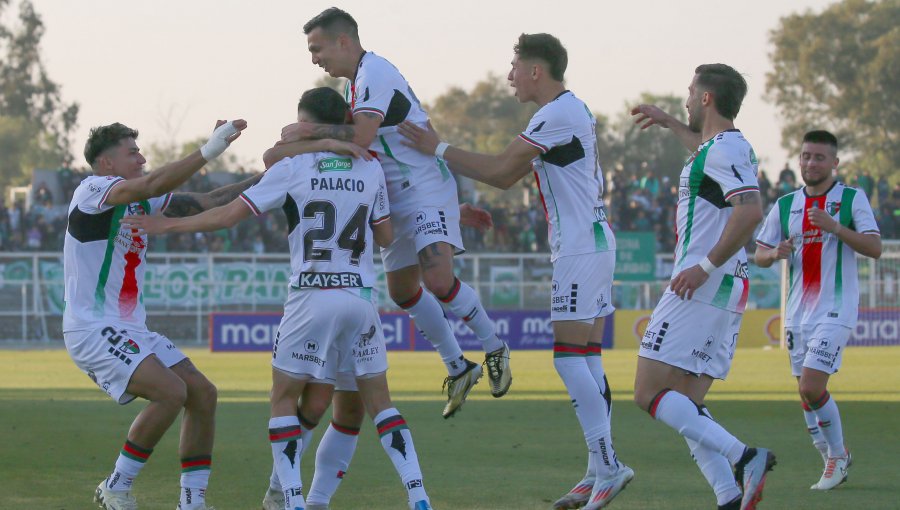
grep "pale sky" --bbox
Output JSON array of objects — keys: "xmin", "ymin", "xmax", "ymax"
[{"xmin": 33, "ymin": 0, "xmax": 834, "ymax": 178}]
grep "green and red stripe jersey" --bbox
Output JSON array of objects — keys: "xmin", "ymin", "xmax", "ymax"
[{"xmin": 756, "ymin": 182, "xmax": 880, "ymax": 327}]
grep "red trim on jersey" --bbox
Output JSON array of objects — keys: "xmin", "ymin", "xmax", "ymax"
[
  {"xmin": 736, "ymin": 277, "xmax": 750, "ymax": 313},
  {"xmin": 533, "ymin": 171, "xmax": 550, "ymax": 223},
  {"xmin": 801, "ymin": 196, "xmax": 826, "ymax": 306}
]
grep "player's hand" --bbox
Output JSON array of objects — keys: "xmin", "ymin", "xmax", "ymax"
[
  {"xmin": 669, "ymin": 265, "xmax": 709, "ymax": 300},
  {"xmin": 773, "ymin": 238, "xmax": 794, "ymax": 259},
  {"xmin": 398, "ymin": 120, "xmax": 440, "ymax": 155},
  {"xmin": 459, "ymin": 203, "xmax": 493, "ymax": 233},
  {"xmin": 631, "ymin": 104, "xmax": 672, "ymax": 130},
  {"xmin": 281, "ymin": 122, "xmax": 314, "ymax": 142},
  {"xmin": 119, "ymin": 214, "xmax": 172, "ymax": 236},
  {"xmin": 201, "ymin": 119, "xmax": 247, "ymax": 160},
  {"xmin": 327, "ymin": 140, "xmax": 373, "ymax": 161},
  {"xmin": 807, "ymin": 206, "xmax": 840, "ymax": 233}
]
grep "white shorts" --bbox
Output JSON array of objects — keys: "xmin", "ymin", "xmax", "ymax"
[
  {"xmin": 273, "ymin": 289, "xmax": 388, "ymax": 382},
  {"xmin": 64, "ymin": 324, "xmax": 186, "ymax": 404},
  {"xmin": 785, "ymin": 323, "xmax": 850, "ymax": 377},
  {"xmin": 550, "ymin": 252, "xmax": 616, "ymax": 322},
  {"xmin": 638, "ymin": 292, "xmax": 742, "ymax": 379},
  {"xmin": 311, "ymin": 372, "xmax": 359, "ymax": 392},
  {"xmin": 380, "ymin": 203, "xmax": 464, "ymax": 272}
]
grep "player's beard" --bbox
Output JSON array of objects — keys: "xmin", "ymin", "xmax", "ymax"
[
  {"xmin": 803, "ymin": 172, "xmax": 830, "ymax": 188},
  {"xmin": 688, "ymin": 112, "xmax": 702, "ymax": 133}
]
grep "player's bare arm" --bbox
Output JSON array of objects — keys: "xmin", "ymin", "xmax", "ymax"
[
  {"xmin": 807, "ymin": 206, "xmax": 883, "ymax": 259},
  {"xmin": 373, "ymin": 218, "xmax": 393, "ymax": 248},
  {"xmin": 106, "ymin": 120, "xmax": 246, "ymax": 206},
  {"xmin": 280, "ymin": 111, "xmax": 381, "ymax": 147},
  {"xmin": 670, "ymin": 191, "xmax": 762, "ymax": 300},
  {"xmin": 459, "ymin": 203, "xmax": 493, "ymax": 233},
  {"xmin": 263, "ymin": 140, "xmax": 372, "ymax": 169},
  {"xmin": 754, "ymin": 237, "xmax": 794, "ymax": 268},
  {"xmin": 631, "ymin": 104, "xmax": 700, "ymax": 151},
  {"xmin": 164, "ymin": 172, "xmax": 264, "ymax": 218},
  {"xmin": 398, "ymin": 120, "xmax": 537, "ymax": 189},
  {"xmin": 122, "ymin": 198, "xmax": 252, "ymax": 236}
]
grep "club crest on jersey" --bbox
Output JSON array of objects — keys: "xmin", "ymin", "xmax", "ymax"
[
  {"xmin": 826, "ymin": 202, "xmax": 841, "ymax": 216},
  {"xmin": 317, "ymin": 157, "xmax": 353, "ymax": 172}
]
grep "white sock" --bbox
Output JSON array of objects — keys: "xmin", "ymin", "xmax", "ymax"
[
  {"xmin": 374, "ymin": 408, "xmax": 428, "ymax": 505},
  {"xmin": 439, "ymin": 278, "xmax": 504, "ymax": 353},
  {"xmin": 179, "ymin": 455, "xmax": 211, "ymax": 509},
  {"xmin": 270, "ymin": 415, "xmax": 316, "ymax": 491},
  {"xmin": 269, "ymin": 416, "xmax": 304, "ymax": 509},
  {"xmin": 801, "ymin": 401, "xmax": 828, "ymax": 457},
  {"xmin": 583, "ymin": 343, "xmax": 610, "ymax": 478},
  {"xmin": 106, "ymin": 440, "xmax": 153, "ymax": 492},
  {"xmin": 651, "ymin": 389, "xmax": 746, "ymax": 465},
  {"xmin": 399, "ymin": 287, "xmax": 466, "ymax": 376},
  {"xmin": 686, "ymin": 406, "xmax": 741, "ymax": 505},
  {"xmin": 553, "ymin": 347, "xmax": 617, "ymax": 477},
  {"xmin": 810, "ymin": 391, "xmax": 845, "ymax": 457},
  {"xmin": 307, "ymin": 422, "xmax": 360, "ymax": 506}
]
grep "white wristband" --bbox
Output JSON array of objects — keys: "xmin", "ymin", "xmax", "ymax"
[
  {"xmin": 698, "ymin": 256, "xmax": 717, "ymax": 275},
  {"xmin": 435, "ymin": 142, "xmax": 450, "ymax": 159},
  {"xmin": 200, "ymin": 121, "xmax": 239, "ymax": 161}
]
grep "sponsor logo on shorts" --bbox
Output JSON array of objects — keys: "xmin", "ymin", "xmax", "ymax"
[
  {"xmin": 552, "ymin": 280, "xmax": 559, "ymax": 294},
  {"xmin": 413, "ymin": 210, "xmax": 448, "ymax": 237},
  {"xmin": 353, "ymin": 325, "xmax": 380, "ymax": 363},
  {"xmin": 88, "ymin": 369, "xmax": 98, "ymax": 384},
  {"xmin": 305, "ymin": 340, "xmax": 320, "ymax": 354},
  {"xmin": 640, "ymin": 321, "xmax": 669, "ymax": 351},
  {"xmin": 290, "ymin": 352, "xmax": 325, "ymax": 367},
  {"xmin": 704, "ymin": 336, "xmax": 714, "ymax": 349},
  {"xmin": 691, "ymin": 349, "xmax": 712, "ymax": 362}
]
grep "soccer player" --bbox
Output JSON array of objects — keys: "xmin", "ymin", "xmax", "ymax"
[
  {"xmin": 280, "ymin": 7, "xmax": 512, "ymax": 419},
  {"xmin": 399, "ymin": 33, "xmax": 633, "ymax": 510},
  {"xmin": 630, "ymin": 64, "xmax": 775, "ymax": 510},
  {"xmin": 123, "ymin": 87, "xmax": 436, "ymax": 510},
  {"xmin": 64, "ymin": 118, "xmax": 247, "ymax": 510},
  {"xmin": 755, "ymin": 130, "xmax": 881, "ymax": 490}
]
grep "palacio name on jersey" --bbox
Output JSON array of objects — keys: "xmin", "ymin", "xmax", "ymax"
[
  {"xmin": 310, "ymin": 176, "xmax": 366, "ymax": 193},
  {"xmin": 296, "ymin": 271, "xmax": 363, "ymax": 288}
]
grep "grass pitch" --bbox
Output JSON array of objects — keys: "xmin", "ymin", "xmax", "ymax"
[{"xmin": 1, "ymin": 347, "xmax": 898, "ymax": 509}]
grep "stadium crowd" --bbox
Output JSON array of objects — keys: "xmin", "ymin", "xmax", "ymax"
[{"xmin": 1, "ymin": 165, "xmax": 898, "ymax": 253}]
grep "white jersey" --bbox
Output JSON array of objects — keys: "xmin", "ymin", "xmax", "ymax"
[
  {"xmin": 344, "ymin": 51, "xmax": 457, "ymax": 216},
  {"xmin": 671, "ymin": 130, "xmax": 760, "ymax": 313},
  {"xmin": 63, "ymin": 175, "xmax": 172, "ymax": 332},
  {"xmin": 756, "ymin": 182, "xmax": 879, "ymax": 328},
  {"xmin": 519, "ymin": 90, "xmax": 615, "ymax": 262},
  {"xmin": 240, "ymin": 152, "xmax": 389, "ymax": 301}
]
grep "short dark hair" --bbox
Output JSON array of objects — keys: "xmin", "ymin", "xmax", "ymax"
[
  {"xmin": 84, "ymin": 123, "xmax": 138, "ymax": 166},
  {"xmin": 514, "ymin": 33, "xmax": 567, "ymax": 81},
  {"xmin": 694, "ymin": 64, "xmax": 747, "ymax": 120},
  {"xmin": 297, "ymin": 87, "xmax": 351, "ymax": 125},
  {"xmin": 802, "ymin": 130, "xmax": 838, "ymax": 151},
  {"xmin": 303, "ymin": 7, "xmax": 359, "ymax": 40}
]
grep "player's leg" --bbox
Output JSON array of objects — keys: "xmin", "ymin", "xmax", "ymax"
[
  {"xmin": 635, "ymin": 298, "xmax": 775, "ymax": 508},
  {"xmin": 356, "ymin": 373, "xmax": 432, "ymax": 510},
  {"xmin": 422, "ymin": 241, "xmax": 511, "ymax": 398},
  {"xmin": 787, "ymin": 327, "xmax": 829, "ymax": 464},
  {"xmin": 797, "ymin": 324, "xmax": 851, "ymax": 490},
  {"xmin": 269, "ymin": 369, "xmax": 310, "ymax": 510},
  {"xmin": 65, "ymin": 324, "xmax": 188, "ymax": 509},
  {"xmin": 306, "ymin": 381, "xmax": 366, "ymax": 510},
  {"xmin": 387, "ymin": 264, "xmax": 468, "ymax": 377},
  {"xmin": 553, "ymin": 319, "xmax": 630, "ymax": 510},
  {"xmin": 265, "ymin": 382, "xmax": 335, "ymax": 510},
  {"xmin": 168, "ymin": 357, "xmax": 217, "ymax": 510}
]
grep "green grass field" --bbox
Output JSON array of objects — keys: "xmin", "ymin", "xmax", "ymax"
[{"xmin": 2, "ymin": 347, "xmax": 899, "ymax": 509}]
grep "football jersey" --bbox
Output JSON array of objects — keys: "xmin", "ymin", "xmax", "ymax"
[
  {"xmin": 756, "ymin": 182, "xmax": 879, "ymax": 327},
  {"xmin": 344, "ymin": 51, "xmax": 457, "ymax": 216},
  {"xmin": 519, "ymin": 90, "xmax": 615, "ymax": 262},
  {"xmin": 63, "ymin": 175, "xmax": 172, "ymax": 332},
  {"xmin": 240, "ymin": 152, "xmax": 389, "ymax": 301},
  {"xmin": 671, "ymin": 129, "xmax": 760, "ymax": 312}
]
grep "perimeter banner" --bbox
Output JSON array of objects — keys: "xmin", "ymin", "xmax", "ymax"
[{"xmin": 210, "ymin": 310, "xmax": 615, "ymax": 352}]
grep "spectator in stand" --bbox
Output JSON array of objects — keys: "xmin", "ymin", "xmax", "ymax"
[
  {"xmin": 856, "ymin": 171, "xmax": 875, "ymax": 199},
  {"xmin": 778, "ymin": 164, "xmax": 798, "ymax": 194}
]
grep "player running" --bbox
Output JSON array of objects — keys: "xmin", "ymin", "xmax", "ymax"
[
  {"xmin": 631, "ymin": 64, "xmax": 775, "ymax": 510},
  {"xmin": 400, "ymin": 33, "xmax": 633, "ymax": 510},
  {"xmin": 755, "ymin": 130, "xmax": 881, "ymax": 491},
  {"xmin": 64, "ymin": 118, "xmax": 247, "ymax": 510},
  {"xmin": 123, "ymin": 87, "xmax": 437, "ymax": 510},
  {"xmin": 279, "ymin": 8, "xmax": 512, "ymax": 419}
]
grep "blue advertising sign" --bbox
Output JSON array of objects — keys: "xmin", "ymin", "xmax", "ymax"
[{"xmin": 210, "ymin": 310, "xmax": 614, "ymax": 352}]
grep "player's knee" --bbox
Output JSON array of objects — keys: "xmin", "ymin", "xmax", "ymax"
[
  {"xmin": 155, "ymin": 378, "xmax": 188, "ymax": 410},
  {"xmin": 187, "ymin": 377, "xmax": 218, "ymax": 411},
  {"xmin": 422, "ymin": 273, "xmax": 454, "ymax": 299},
  {"xmin": 798, "ymin": 381, "xmax": 826, "ymax": 404},
  {"xmin": 299, "ymin": 397, "xmax": 330, "ymax": 424}
]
